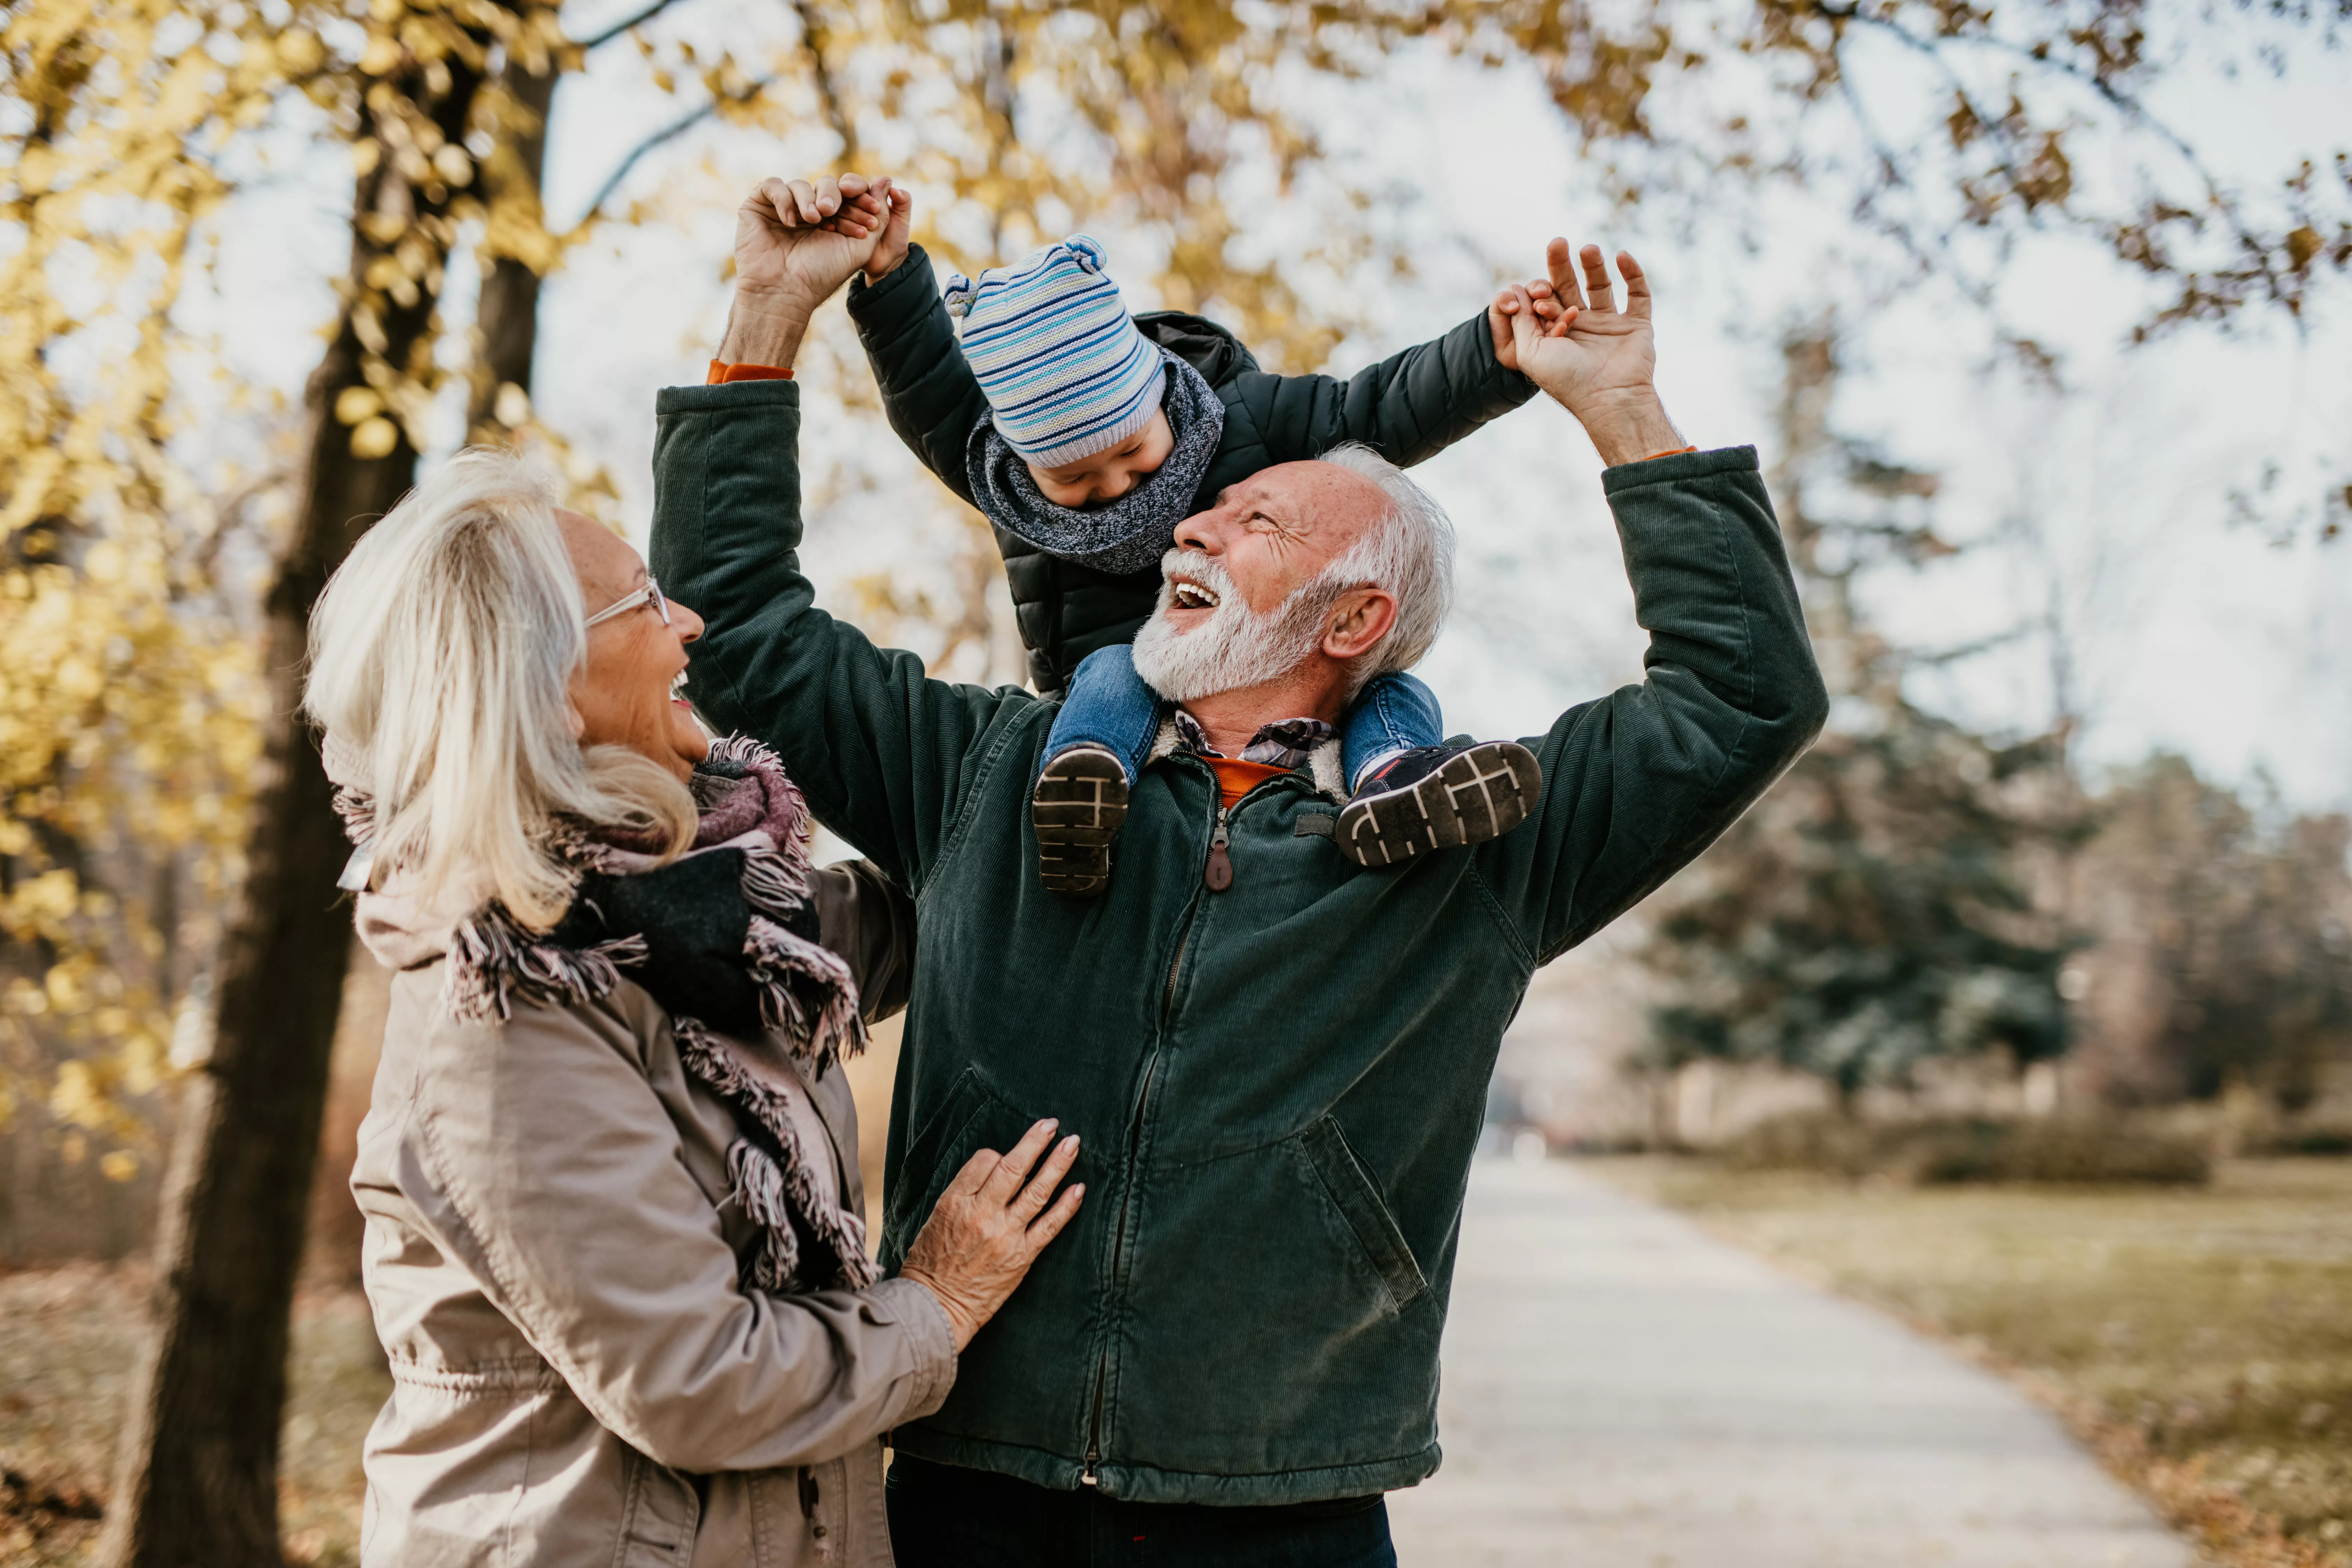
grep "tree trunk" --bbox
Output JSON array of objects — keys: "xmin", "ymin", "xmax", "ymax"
[
  {"xmin": 468, "ymin": 46, "xmax": 556, "ymax": 435},
  {"xmin": 100, "ymin": 41, "xmax": 491, "ymax": 1566}
]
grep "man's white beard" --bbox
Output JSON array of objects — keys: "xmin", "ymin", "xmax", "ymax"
[{"xmin": 1129, "ymin": 550, "xmax": 1332, "ymax": 702}]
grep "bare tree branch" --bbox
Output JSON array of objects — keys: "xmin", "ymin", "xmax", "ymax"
[
  {"xmin": 575, "ymin": 74, "xmax": 776, "ymax": 225},
  {"xmin": 1822, "ymin": 4, "xmax": 2300, "ymax": 327},
  {"xmin": 788, "ymin": 0, "xmax": 855, "ymax": 157},
  {"xmin": 576, "ymin": 0, "xmax": 691, "ymax": 53}
]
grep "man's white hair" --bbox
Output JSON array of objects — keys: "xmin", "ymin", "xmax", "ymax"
[
  {"xmin": 304, "ymin": 449, "xmax": 694, "ymax": 932},
  {"xmin": 1311, "ymin": 442, "xmax": 1456, "ymax": 690}
]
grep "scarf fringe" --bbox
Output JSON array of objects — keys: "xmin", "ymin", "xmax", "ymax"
[
  {"xmin": 725, "ymin": 1138, "xmax": 803, "ymax": 1291},
  {"xmin": 740, "ymin": 837, "xmax": 814, "ymax": 919},
  {"xmin": 679, "ymin": 1017, "xmax": 877, "ymax": 1293},
  {"xmin": 444, "ymin": 908, "xmax": 648, "ymax": 1023},
  {"xmin": 704, "ymin": 730, "xmax": 792, "ymax": 777},
  {"xmin": 744, "ymin": 915, "xmax": 866, "ymax": 1067},
  {"xmin": 331, "ymin": 783, "xmax": 376, "ymax": 848}
]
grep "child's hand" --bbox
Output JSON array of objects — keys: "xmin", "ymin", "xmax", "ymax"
[
  {"xmin": 860, "ymin": 178, "xmax": 913, "ymax": 281},
  {"xmin": 802, "ymin": 173, "xmax": 914, "ymax": 282},
  {"xmin": 1490, "ymin": 277, "xmax": 1571, "ymax": 372},
  {"xmin": 806, "ymin": 173, "xmax": 888, "ymax": 240}
]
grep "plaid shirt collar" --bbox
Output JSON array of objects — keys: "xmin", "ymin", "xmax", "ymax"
[{"xmin": 1170, "ymin": 709, "xmax": 1335, "ymax": 771}]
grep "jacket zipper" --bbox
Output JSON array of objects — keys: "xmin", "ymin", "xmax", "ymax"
[
  {"xmin": 1204, "ymin": 807, "xmax": 1233, "ymax": 890},
  {"xmin": 1083, "ymin": 1033, "xmax": 1168, "ymax": 1484},
  {"xmin": 1085, "ymin": 799, "xmax": 1213, "ymax": 1485}
]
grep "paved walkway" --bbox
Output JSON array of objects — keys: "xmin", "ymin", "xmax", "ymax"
[{"xmin": 1386, "ymin": 1158, "xmax": 2190, "ymax": 1567}]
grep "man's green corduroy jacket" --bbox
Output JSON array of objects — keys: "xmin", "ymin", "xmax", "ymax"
[{"xmin": 648, "ymin": 377, "xmax": 1829, "ymax": 1507}]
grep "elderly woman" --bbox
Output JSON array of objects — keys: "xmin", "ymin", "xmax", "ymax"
[{"xmin": 305, "ymin": 451, "xmax": 1082, "ymax": 1567}]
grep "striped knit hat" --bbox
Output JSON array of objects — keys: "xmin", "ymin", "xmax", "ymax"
[{"xmin": 943, "ymin": 235, "xmax": 1167, "ymax": 469}]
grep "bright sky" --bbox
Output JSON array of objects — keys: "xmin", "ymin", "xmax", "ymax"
[{"xmin": 204, "ymin": 6, "xmax": 2352, "ymax": 812}]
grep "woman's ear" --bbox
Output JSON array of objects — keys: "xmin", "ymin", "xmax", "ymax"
[
  {"xmin": 1322, "ymin": 588, "xmax": 1399, "ymax": 662},
  {"xmin": 566, "ymin": 698, "xmax": 588, "ymax": 741}
]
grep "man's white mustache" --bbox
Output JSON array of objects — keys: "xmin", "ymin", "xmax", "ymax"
[{"xmin": 1160, "ymin": 550, "xmax": 1235, "ymax": 620}]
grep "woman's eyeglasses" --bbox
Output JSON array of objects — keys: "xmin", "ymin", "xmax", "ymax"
[{"xmin": 586, "ymin": 577, "xmax": 670, "ymax": 630}]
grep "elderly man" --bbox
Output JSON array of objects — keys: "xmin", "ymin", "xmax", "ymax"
[{"xmin": 651, "ymin": 175, "xmax": 1828, "ymax": 1566}]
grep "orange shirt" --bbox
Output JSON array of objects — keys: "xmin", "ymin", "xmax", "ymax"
[
  {"xmin": 706, "ymin": 360, "xmax": 793, "ymax": 383},
  {"xmin": 1205, "ymin": 757, "xmax": 1287, "ymax": 808}
]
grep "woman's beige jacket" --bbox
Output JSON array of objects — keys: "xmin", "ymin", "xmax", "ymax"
[{"xmin": 350, "ymin": 863, "xmax": 950, "ymax": 1567}]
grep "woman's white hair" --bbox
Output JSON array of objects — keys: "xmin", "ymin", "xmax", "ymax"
[
  {"xmin": 1311, "ymin": 442, "xmax": 1456, "ymax": 691},
  {"xmin": 304, "ymin": 449, "xmax": 695, "ymax": 932}
]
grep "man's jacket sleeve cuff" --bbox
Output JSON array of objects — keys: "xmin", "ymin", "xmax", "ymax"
[
  {"xmin": 1601, "ymin": 443, "xmax": 1759, "ymax": 495},
  {"xmin": 656, "ymin": 378, "xmax": 801, "ymax": 416}
]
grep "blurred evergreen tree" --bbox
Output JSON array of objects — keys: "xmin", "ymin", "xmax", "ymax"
[{"xmin": 1639, "ymin": 322, "xmax": 2083, "ymax": 1108}]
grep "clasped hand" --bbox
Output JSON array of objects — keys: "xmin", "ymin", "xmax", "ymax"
[
  {"xmin": 1492, "ymin": 238, "xmax": 1685, "ymax": 466},
  {"xmin": 716, "ymin": 172, "xmax": 908, "ymax": 368}
]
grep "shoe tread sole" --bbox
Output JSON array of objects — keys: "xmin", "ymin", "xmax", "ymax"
[
  {"xmin": 1034, "ymin": 749, "xmax": 1130, "ymax": 896},
  {"xmin": 1336, "ymin": 742, "xmax": 1541, "ymax": 868}
]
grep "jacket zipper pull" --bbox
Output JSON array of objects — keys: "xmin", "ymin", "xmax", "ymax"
[{"xmin": 1204, "ymin": 808, "xmax": 1233, "ymax": 891}]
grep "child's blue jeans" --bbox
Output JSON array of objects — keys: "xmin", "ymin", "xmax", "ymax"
[{"xmin": 1043, "ymin": 644, "xmax": 1442, "ymax": 792}]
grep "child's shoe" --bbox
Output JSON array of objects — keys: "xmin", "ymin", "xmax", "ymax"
[
  {"xmin": 1336, "ymin": 742, "xmax": 1541, "ymax": 868},
  {"xmin": 1032, "ymin": 744, "xmax": 1130, "ymax": 896}
]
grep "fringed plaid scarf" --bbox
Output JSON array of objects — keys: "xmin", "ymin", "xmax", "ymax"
[{"xmin": 331, "ymin": 734, "xmax": 876, "ymax": 1296}]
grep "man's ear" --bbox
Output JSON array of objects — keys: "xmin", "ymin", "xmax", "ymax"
[{"xmin": 1322, "ymin": 588, "xmax": 1399, "ymax": 663}]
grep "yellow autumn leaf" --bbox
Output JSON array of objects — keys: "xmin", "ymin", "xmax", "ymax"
[
  {"xmin": 276, "ymin": 28, "xmax": 326, "ymax": 74},
  {"xmin": 351, "ymin": 415, "xmax": 400, "ymax": 458},
  {"xmin": 494, "ymin": 381, "xmax": 531, "ymax": 427}
]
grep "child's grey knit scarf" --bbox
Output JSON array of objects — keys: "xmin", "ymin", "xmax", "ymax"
[{"xmin": 965, "ymin": 348, "xmax": 1225, "ymax": 575}]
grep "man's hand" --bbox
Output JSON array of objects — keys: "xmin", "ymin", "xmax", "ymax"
[
  {"xmin": 717, "ymin": 173, "xmax": 895, "ymax": 369},
  {"xmin": 781, "ymin": 171, "xmax": 911, "ymax": 282},
  {"xmin": 1506, "ymin": 239, "xmax": 1686, "ymax": 468}
]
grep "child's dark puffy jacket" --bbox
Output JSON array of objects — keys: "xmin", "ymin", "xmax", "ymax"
[{"xmin": 847, "ymin": 245, "xmax": 1538, "ymax": 692}]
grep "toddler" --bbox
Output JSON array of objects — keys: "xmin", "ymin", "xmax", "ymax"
[{"xmin": 847, "ymin": 204, "xmax": 1551, "ymax": 895}]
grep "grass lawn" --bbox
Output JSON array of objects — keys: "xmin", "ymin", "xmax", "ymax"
[
  {"xmin": 1595, "ymin": 1154, "xmax": 2352, "ymax": 1568},
  {"xmin": 0, "ymin": 1264, "xmax": 385, "ymax": 1567}
]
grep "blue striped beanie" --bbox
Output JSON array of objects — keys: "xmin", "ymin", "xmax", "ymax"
[{"xmin": 942, "ymin": 235, "xmax": 1167, "ymax": 469}]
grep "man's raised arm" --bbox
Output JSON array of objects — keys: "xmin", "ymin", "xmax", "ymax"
[
  {"xmin": 651, "ymin": 175, "xmax": 1038, "ymax": 890},
  {"xmin": 1472, "ymin": 240, "xmax": 1831, "ymax": 962}
]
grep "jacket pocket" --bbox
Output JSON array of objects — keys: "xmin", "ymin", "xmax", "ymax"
[
  {"xmin": 1102, "ymin": 1116, "xmax": 1441, "ymax": 1477},
  {"xmin": 879, "ymin": 1067, "xmax": 986, "ymax": 1258},
  {"xmin": 616, "ymin": 1447, "xmax": 699, "ymax": 1567},
  {"xmin": 1298, "ymin": 1116, "xmax": 1427, "ymax": 1312},
  {"xmin": 884, "ymin": 1073, "xmax": 1106, "ymax": 1451}
]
